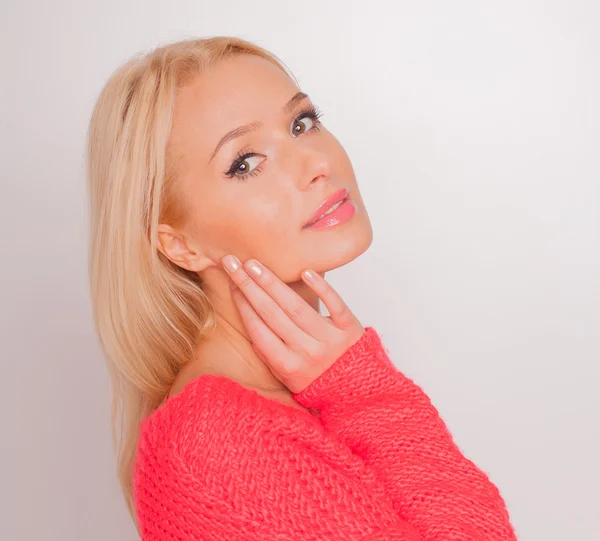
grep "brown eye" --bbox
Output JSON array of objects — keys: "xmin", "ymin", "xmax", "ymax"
[
  {"xmin": 234, "ymin": 155, "xmax": 261, "ymax": 176},
  {"xmin": 292, "ymin": 116, "xmax": 314, "ymax": 137}
]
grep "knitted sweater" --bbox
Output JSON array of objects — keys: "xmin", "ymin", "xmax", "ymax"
[{"xmin": 133, "ymin": 326, "xmax": 517, "ymax": 540}]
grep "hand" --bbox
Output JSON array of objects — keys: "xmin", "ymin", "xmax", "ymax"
[{"xmin": 221, "ymin": 255, "xmax": 365, "ymax": 394}]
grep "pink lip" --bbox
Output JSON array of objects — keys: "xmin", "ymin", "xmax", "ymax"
[
  {"xmin": 303, "ymin": 197, "xmax": 356, "ymax": 230},
  {"xmin": 303, "ymin": 188, "xmax": 350, "ymax": 228}
]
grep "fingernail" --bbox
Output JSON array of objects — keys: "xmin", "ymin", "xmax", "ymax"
[
  {"xmin": 246, "ymin": 260, "xmax": 262, "ymax": 278},
  {"xmin": 302, "ymin": 269, "xmax": 316, "ymax": 282},
  {"xmin": 222, "ymin": 255, "xmax": 240, "ymax": 273}
]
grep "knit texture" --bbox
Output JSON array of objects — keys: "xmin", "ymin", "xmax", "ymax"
[{"xmin": 133, "ymin": 326, "xmax": 517, "ymax": 540}]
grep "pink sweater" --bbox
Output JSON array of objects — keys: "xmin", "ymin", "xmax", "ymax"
[{"xmin": 133, "ymin": 326, "xmax": 517, "ymax": 540}]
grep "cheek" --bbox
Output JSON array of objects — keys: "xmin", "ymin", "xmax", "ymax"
[
  {"xmin": 332, "ymin": 141, "xmax": 354, "ymax": 174},
  {"xmin": 245, "ymin": 198, "xmax": 291, "ymax": 245},
  {"xmin": 211, "ymin": 195, "xmax": 292, "ymax": 249},
  {"xmin": 321, "ymin": 130, "xmax": 354, "ymax": 176}
]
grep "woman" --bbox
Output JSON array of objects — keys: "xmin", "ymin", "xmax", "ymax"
[{"xmin": 86, "ymin": 36, "xmax": 517, "ymax": 540}]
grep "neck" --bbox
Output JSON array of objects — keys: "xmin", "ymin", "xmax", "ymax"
[{"xmin": 195, "ymin": 265, "xmax": 322, "ymax": 393}]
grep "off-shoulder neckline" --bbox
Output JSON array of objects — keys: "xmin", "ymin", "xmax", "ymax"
[{"xmin": 150, "ymin": 371, "xmax": 321, "ymax": 427}]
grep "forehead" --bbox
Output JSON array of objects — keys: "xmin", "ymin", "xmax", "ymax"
[{"xmin": 170, "ymin": 55, "xmax": 298, "ymax": 160}]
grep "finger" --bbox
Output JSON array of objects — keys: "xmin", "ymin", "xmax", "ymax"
[
  {"xmin": 223, "ymin": 255, "xmax": 312, "ymax": 348},
  {"xmin": 250, "ymin": 341, "xmax": 265, "ymax": 361},
  {"xmin": 232, "ymin": 287, "xmax": 302, "ymax": 376},
  {"xmin": 300, "ymin": 270, "xmax": 360, "ymax": 331},
  {"xmin": 242, "ymin": 258, "xmax": 326, "ymax": 338}
]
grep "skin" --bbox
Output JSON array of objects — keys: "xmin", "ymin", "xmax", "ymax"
[{"xmin": 157, "ymin": 53, "xmax": 373, "ymax": 408}]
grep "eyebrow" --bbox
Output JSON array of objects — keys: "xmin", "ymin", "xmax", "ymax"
[{"xmin": 208, "ymin": 91, "xmax": 309, "ymax": 163}]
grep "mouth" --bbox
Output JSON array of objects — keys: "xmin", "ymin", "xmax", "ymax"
[{"xmin": 303, "ymin": 187, "xmax": 350, "ymax": 228}]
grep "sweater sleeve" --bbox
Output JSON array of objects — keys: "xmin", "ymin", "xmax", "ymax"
[{"xmin": 292, "ymin": 326, "xmax": 518, "ymax": 541}]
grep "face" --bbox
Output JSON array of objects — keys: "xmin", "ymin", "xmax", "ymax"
[{"xmin": 161, "ymin": 54, "xmax": 373, "ymax": 283}]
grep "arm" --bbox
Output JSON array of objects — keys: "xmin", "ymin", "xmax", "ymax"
[{"xmin": 293, "ymin": 326, "xmax": 518, "ymax": 541}]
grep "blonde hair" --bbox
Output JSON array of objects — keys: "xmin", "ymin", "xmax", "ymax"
[{"xmin": 85, "ymin": 36, "xmax": 296, "ymax": 530}]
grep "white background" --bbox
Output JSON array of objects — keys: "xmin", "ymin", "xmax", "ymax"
[{"xmin": 1, "ymin": 1, "xmax": 598, "ymax": 540}]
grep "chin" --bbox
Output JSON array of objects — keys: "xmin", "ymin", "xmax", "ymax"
[{"xmin": 310, "ymin": 217, "xmax": 373, "ymax": 274}]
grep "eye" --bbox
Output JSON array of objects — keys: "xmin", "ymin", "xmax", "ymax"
[
  {"xmin": 292, "ymin": 116, "xmax": 314, "ymax": 136},
  {"xmin": 225, "ymin": 153, "xmax": 263, "ymax": 179},
  {"xmin": 291, "ymin": 106, "xmax": 323, "ymax": 137}
]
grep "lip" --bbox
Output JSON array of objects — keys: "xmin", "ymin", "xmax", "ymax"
[{"xmin": 303, "ymin": 188, "xmax": 350, "ymax": 228}]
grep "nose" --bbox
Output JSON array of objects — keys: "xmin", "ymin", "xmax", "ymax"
[{"xmin": 300, "ymin": 148, "xmax": 333, "ymax": 189}]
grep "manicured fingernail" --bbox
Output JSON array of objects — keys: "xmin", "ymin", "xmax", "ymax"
[
  {"xmin": 222, "ymin": 255, "xmax": 240, "ymax": 273},
  {"xmin": 302, "ymin": 270, "xmax": 316, "ymax": 282},
  {"xmin": 246, "ymin": 260, "xmax": 262, "ymax": 278}
]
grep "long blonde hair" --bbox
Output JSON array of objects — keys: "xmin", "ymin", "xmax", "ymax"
[{"xmin": 85, "ymin": 36, "xmax": 296, "ymax": 529}]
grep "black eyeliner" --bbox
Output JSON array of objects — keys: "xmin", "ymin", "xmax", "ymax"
[{"xmin": 223, "ymin": 104, "xmax": 324, "ymax": 180}]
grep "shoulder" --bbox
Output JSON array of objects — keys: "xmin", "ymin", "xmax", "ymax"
[
  {"xmin": 138, "ymin": 374, "xmax": 248, "ymax": 458},
  {"xmin": 132, "ymin": 375, "xmax": 271, "ymax": 536},
  {"xmin": 135, "ymin": 374, "xmax": 324, "ymax": 480}
]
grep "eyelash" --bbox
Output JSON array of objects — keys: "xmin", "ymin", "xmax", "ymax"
[{"xmin": 224, "ymin": 105, "xmax": 324, "ymax": 181}]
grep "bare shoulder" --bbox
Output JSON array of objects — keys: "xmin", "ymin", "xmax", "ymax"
[{"xmin": 162, "ymin": 336, "xmax": 234, "ymax": 406}]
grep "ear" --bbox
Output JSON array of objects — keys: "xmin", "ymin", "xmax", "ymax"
[{"xmin": 156, "ymin": 223, "xmax": 215, "ymax": 272}]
